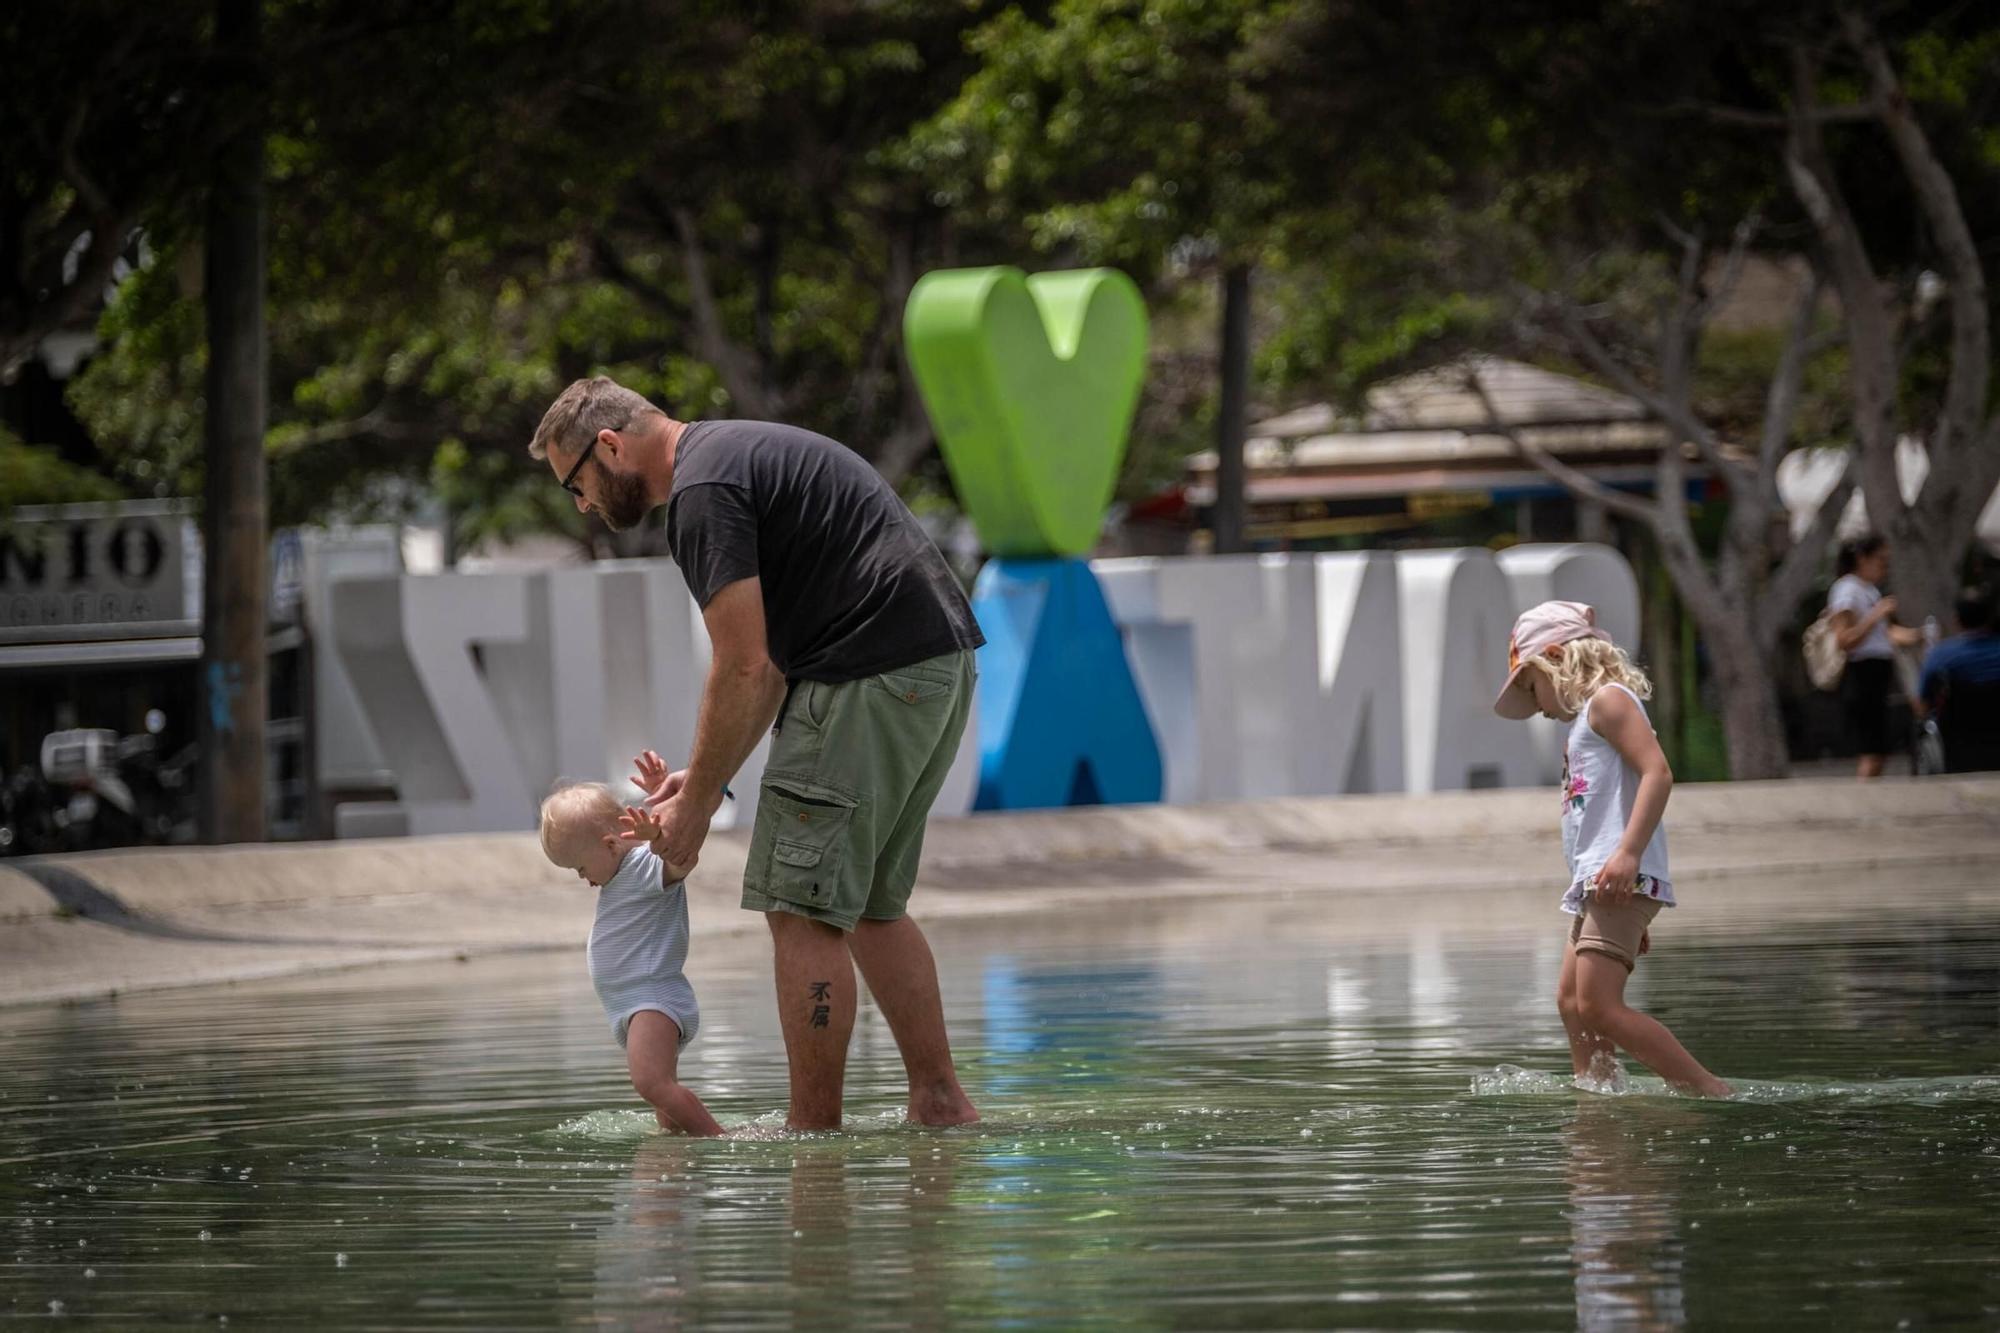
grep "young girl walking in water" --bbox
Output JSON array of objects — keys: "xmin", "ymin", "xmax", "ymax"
[{"xmin": 1495, "ymin": 601, "xmax": 1732, "ymax": 1097}]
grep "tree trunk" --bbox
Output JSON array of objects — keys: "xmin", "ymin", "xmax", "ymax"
[
  {"xmin": 1211, "ymin": 263, "xmax": 1252, "ymax": 555},
  {"xmin": 1639, "ymin": 537, "xmax": 1686, "ymax": 769},
  {"xmin": 1882, "ymin": 509, "xmax": 1960, "ymax": 632},
  {"xmin": 198, "ymin": 0, "xmax": 268, "ymax": 844},
  {"xmin": 1703, "ymin": 616, "xmax": 1790, "ymax": 781}
]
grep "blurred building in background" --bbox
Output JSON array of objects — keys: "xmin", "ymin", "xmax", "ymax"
[{"xmin": 1131, "ymin": 357, "xmax": 1696, "ymax": 553}]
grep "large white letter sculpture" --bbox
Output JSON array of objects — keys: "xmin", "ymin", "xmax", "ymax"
[
  {"xmin": 323, "ymin": 560, "xmax": 978, "ymax": 837},
  {"xmin": 1396, "ymin": 549, "xmax": 1542, "ymax": 792},
  {"xmin": 313, "ymin": 544, "xmax": 1635, "ymax": 833},
  {"xmin": 329, "ymin": 573, "xmax": 539, "ymax": 836},
  {"xmin": 1312, "ymin": 552, "xmax": 1406, "ymax": 795},
  {"xmin": 1097, "ymin": 554, "xmax": 1328, "ymax": 802}
]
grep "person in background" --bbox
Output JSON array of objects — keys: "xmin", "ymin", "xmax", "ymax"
[
  {"xmin": 1827, "ymin": 536, "xmax": 1924, "ymax": 779},
  {"xmin": 1918, "ymin": 585, "xmax": 2000, "ymax": 774}
]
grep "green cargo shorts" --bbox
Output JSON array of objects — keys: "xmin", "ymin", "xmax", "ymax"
[{"xmin": 742, "ymin": 649, "xmax": 975, "ymax": 931}]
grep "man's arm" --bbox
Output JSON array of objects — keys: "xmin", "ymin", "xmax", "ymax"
[
  {"xmin": 682, "ymin": 576, "xmax": 789, "ymax": 810},
  {"xmin": 644, "ymin": 578, "xmax": 788, "ymax": 873}
]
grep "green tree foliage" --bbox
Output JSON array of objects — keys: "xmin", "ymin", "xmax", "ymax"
[
  {"xmin": 0, "ymin": 2, "xmax": 220, "ymax": 382},
  {"xmin": 57, "ymin": 1, "xmax": 1024, "ymax": 553},
  {"xmin": 0, "ymin": 430, "xmax": 124, "ymax": 508}
]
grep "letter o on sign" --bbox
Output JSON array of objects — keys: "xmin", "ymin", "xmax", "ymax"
[{"xmin": 107, "ymin": 521, "xmax": 165, "ymax": 588}]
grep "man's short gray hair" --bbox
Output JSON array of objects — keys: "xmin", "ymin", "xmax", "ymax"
[{"xmin": 528, "ymin": 376, "xmax": 664, "ymax": 461}]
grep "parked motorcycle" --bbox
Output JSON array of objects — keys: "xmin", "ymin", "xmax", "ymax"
[{"xmin": 2, "ymin": 725, "xmax": 200, "ymax": 856}]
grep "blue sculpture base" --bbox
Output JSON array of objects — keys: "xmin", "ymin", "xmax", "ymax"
[{"xmin": 971, "ymin": 557, "xmax": 1163, "ymax": 811}]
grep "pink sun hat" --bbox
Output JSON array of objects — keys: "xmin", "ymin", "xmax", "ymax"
[{"xmin": 1494, "ymin": 600, "xmax": 1613, "ymax": 719}]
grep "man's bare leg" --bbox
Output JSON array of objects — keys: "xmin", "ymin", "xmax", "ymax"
[
  {"xmin": 768, "ymin": 912, "xmax": 856, "ymax": 1130},
  {"xmin": 849, "ymin": 915, "xmax": 978, "ymax": 1126}
]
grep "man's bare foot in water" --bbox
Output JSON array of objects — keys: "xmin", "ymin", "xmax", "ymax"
[{"xmin": 909, "ymin": 1081, "xmax": 979, "ymax": 1127}]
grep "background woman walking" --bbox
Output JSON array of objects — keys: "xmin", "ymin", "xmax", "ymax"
[{"xmin": 1828, "ymin": 536, "xmax": 1924, "ymax": 779}]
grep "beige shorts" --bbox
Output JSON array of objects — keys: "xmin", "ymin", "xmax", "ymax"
[{"xmin": 1569, "ymin": 895, "xmax": 1664, "ymax": 971}]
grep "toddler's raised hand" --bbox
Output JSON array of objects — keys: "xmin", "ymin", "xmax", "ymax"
[
  {"xmin": 620, "ymin": 804, "xmax": 664, "ymax": 844},
  {"xmin": 631, "ymin": 750, "xmax": 670, "ymax": 796}
]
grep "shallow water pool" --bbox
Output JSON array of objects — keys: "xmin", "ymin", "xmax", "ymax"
[{"xmin": 4, "ymin": 869, "xmax": 1998, "ymax": 1326}]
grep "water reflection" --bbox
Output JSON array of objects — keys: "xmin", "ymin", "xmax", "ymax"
[
  {"xmin": 594, "ymin": 1140, "xmax": 701, "ymax": 1326},
  {"xmin": 1566, "ymin": 1102, "xmax": 1688, "ymax": 1331},
  {"xmin": 3, "ymin": 870, "xmax": 1998, "ymax": 1326}
]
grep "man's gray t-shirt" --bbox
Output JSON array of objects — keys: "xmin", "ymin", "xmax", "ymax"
[{"xmin": 665, "ymin": 420, "xmax": 984, "ymax": 682}]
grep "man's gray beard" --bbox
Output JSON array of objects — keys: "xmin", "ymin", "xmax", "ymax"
[{"xmin": 597, "ymin": 468, "xmax": 652, "ymax": 531}]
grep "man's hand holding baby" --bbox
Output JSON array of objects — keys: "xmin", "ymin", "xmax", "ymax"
[
  {"xmin": 623, "ymin": 754, "xmax": 700, "ymax": 881},
  {"xmin": 631, "ymin": 750, "xmax": 720, "ymax": 878}
]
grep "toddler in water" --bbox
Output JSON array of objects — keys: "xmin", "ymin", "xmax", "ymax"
[
  {"xmin": 539, "ymin": 753, "xmax": 724, "ymax": 1136},
  {"xmin": 1495, "ymin": 602, "xmax": 1732, "ymax": 1097}
]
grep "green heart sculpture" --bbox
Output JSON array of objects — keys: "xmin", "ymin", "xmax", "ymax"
[{"xmin": 904, "ymin": 266, "xmax": 1147, "ymax": 558}]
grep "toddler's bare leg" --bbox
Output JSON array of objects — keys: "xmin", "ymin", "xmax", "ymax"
[
  {"xmin": 1573, "ymin": 953, "xmax": 1732, "ymax": 1097},
  {"xmin": 625, "ymin": 1011, "xmax": 725, "ymax": 1136}
]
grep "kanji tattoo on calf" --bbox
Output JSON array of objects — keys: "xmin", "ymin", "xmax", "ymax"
[{"xmin": 809, "ymin": 980, "xmax": 832, "ymax": 1029}]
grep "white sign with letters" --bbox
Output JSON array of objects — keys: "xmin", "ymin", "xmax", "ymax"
[
  {"xmin": 0, "ymin": 501, "xmax": 199, "ymax": 639},
  {"xmin": 311, "ymin": 544, "xmax": 1639, "ymax": 835}
]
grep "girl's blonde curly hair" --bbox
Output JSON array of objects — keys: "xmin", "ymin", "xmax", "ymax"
[{"xmin": 1520, "ymin": 637, "xmax": 1653, "ymax": 717}]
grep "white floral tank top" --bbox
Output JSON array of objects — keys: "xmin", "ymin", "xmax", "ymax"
[{"xmin": 1559, "ymin": 683, "xmax": 1674, "ymax": 914}]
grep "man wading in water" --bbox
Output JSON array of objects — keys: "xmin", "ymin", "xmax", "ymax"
[{"xmin": 531, "ymin": 377, "xmax": 984, "ymax": 1131}]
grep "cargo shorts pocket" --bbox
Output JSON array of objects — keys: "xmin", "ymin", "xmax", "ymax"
[
  {"xmin": 756, "ymin": 780, "xmax": 858, "ymax": 914},
  {"xmin": 868, "ymin": 667, "xmax": 955, "ymax": 706}
]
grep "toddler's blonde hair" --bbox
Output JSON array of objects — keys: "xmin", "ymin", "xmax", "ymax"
[
  {"xmin": 1520, "ymin": 637, "xmax": 1653, "ymax": 717},
  {"xmin": 539, "ymin": 781, "xmax": 623, "ymax": 863}
]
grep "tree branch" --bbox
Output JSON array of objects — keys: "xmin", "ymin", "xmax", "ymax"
[
  {"xmin": 1845, "ymin": 11, "xmax": 1992, "ymax": 525},
  {"xmin": 1756, "ymin": 271, "xmax": 1826, "ymax": 496},
  {"xmin": 1757, "ymin": 449, "xmax": 1856, "ymax": 638},
  {"xmin": 1667, "ymin": 100, "xmax": 1880, "ymax": 129},
  {"xmin": 1544, "ymin": 294, "xmax": 1750, "ymax": 492},
  {"xmin": 590, "ymin": 236, "xmax": 687, "ymax": 319},
  {"xmin": 871, "ymin": 380, "xmax": 936, "ymax": 488},
  {"xmin": 0, "ymin": 213, "xmax": 128, "ymax": 383},
  {"xmin": 55, "ymin": 101, "xmax": 114, "ymax": 220},
  {"xmin": 668, "ymin": 203, "xmax": 779, "ymax": 419},
  {"xmin": 276, "ymin": 407, "xmax": 442, "ymax": 451},
  {"xmin": 1786, "ymin": 45, "xmax": 1904, "ymax": 527},
  {"xmin": 1463, "ymin": 367, "xmax": 1659, "ymax": 526},
  {"xmin": 1693, "ymin": 213, "xmax": 1760, "ymax": 328},
  {"xmin": 851, "ymin": 219, "xmax": 915, "ymax": 445}
]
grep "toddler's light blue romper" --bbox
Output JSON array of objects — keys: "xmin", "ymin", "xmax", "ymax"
[{"xmin": 588, "ymin": 845, "xmax": 700, "ymax": 1049}]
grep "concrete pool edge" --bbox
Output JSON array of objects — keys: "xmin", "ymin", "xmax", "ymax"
[
  {"xmin": 5, "ymin": 775, "xmax": 1995, "ymax": 920},
  {"xmin": 2, "ymin": 775, "xmax": 1996, "ymax": 1008}
]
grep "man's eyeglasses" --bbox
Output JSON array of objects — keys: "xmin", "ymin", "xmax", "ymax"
[{"xmin": 558, "ymin": 435, "xmax": 599, "ymax": 497}]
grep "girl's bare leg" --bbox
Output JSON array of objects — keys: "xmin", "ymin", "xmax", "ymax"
[
  {"xmin": 1557, "ymin": 940, "xmax": 1617, "ymax": 1078},
  {"xmin": 626, "ymin": 1011, "xmax": 726, "ymax": 1136},
  {"xmin": 1573, "ymin": 953, "xmax": 1732, "ymax": 1097}
]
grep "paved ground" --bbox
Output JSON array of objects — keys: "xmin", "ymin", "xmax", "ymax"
[{"xmin": 2, "ymin": 776, "xmax": 1995, "ymax": 1009}]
